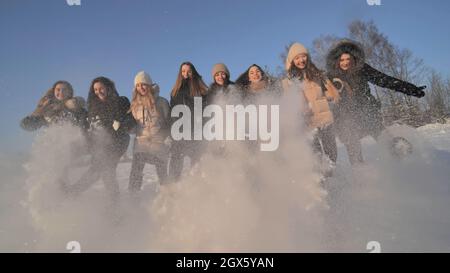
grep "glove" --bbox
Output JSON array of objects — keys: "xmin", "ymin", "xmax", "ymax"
[
  {"xmin": 411, "ymin": 85, "xmax": 426, "ymax": 98},
  {"xmin": 164, "ymin": 136, "xmax": 173, "ymax": 146},
  {"xmin": 112, "ymin": 120, "xmax": 121, "ymax": 131},
  {"xmin": 332, "ymin": 78, "xmax": 344, "ymax": 93},
  {"xmin": 20, "ymin": 115, "xmax": 46, "ymax": 131}
]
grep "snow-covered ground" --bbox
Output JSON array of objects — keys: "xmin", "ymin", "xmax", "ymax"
[{"xmin": 1, "ymin": 121, "xmax": 450, "ymax": 252}]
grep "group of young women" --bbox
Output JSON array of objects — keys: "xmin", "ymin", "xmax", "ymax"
[{"xmin": 21, "ymin": 39, "xmax": 426, "ymax": 202}]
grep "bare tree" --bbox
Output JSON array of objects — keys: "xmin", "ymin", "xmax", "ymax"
[
  {"xmin": 426, "ymin": 71, "xmax": 449, "ymax": 121},
  {"xmin": 311, "ymin": 35, "xmax": 340, "ymax": 70}
]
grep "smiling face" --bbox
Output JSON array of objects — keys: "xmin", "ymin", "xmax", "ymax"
[
  {"xmin": 54, "ymin": 83, "xmax": 71, "ymax": 101},
  {"xmin": 248, "ymin": 66, "xmax": 262, "ymax": 83},
  {"xmin": 214, "ymin": 71, "xmax": 227, "ymax": 86},
  {"xmin": 93, "ymin": 82, "xmax": 108, "ymax": 101},
  {"xmin": 136, "ymin": 82, "xmax": 151, "ymax": 96},
  {"xmin": 339, "ymin": 53, "xmax": 353, "ymax": 71},
  {"xmin": 293, "ymin": 53, "xmax": 308, "ymax": 70},
  {"xmin": 181, "ymin": 64, "xmax": 193, "ymax": 80}
]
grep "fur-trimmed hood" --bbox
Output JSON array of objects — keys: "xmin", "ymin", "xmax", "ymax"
[{"xmin": 326, "ymin": 39, "xmax": 366, "ymax": 75}]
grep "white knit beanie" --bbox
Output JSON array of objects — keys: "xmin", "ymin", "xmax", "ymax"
[
  {"xmin": 134, "ymin": 71, "xmax": 153, "ymax": 86},
  {"xmin": 285, "ymin": 43, "xmax": 309, "ymax": 71}
]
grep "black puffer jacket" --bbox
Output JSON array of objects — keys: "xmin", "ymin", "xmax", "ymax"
[
  {"xmin": 170, "ymin": 80, "xmax": 206, "ymax": 110},
  {"xmin": 326, "ymin": 39, "xmax": 425, "ymax": 139},
  {"xmin": 170, "ymin": 80, "xmax": 207, "ymax": 129},
  {"xmin": 87, "ymin": 91, "xmax": 134, "ymax": 159}
]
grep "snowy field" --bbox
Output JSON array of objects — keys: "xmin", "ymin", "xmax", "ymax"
[{"xmin": 1, "ymin": 121, "xmax": 450, "ymax": 252}]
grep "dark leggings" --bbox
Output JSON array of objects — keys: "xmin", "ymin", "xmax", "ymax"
[
  {"xmin": 129, "ymin": 152, "xmax": 168, "ymax": 191},
  {"xmin": 340, "ymin": 125, "xmax": 384, "ymax": 165},
  {"xmin": 312, "ymin": 125, "xmax": 338, "ymax": 163},
  {"xmin": 68, "ymin": 156, "xmax": 121, "ymax": 204},
  {"xmin": 66, "ymin": 139, "xmax": 128, "ymax": 204},
  {"xmin": 168, "ymin": 140, "xmax": 203, "ymax": 181}
]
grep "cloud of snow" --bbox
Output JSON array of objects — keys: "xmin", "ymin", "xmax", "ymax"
[{"xmin": 1, "ymin": 97, "xmax": 450, "ymax": 252}]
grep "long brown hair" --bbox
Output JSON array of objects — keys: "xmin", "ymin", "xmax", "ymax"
[
  {"xmin": 335, "ymin": 53, "xmax": 357, "ymax": 74},
  {"xmin": 32, "ymin": 80, "xmax": 74, "ymax": 116},
  {"xmin": 87, "ymin": 76, "xmax": 120, "ymax": 113},
  {"xmin": 235, "ymin": 64, "xmax": 269, "ymax": 91},
  {"xmin": 171, "ymin": 62, "xmax": 208, "ymax": 97},
  {"xmin": 288, "ymin": 56, "xmax": 325, "ymax": 84}
]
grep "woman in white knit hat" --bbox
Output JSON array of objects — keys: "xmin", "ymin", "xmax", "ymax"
[
  {"xmin": 129, "ymin": 71, "xmax": 171, "ymax": 191},
  {"xmin": 282, "ymin": 42, "xmax": 340, "ymax": 173}
]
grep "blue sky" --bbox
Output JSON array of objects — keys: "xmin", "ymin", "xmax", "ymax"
[{"xmin": 1, "ymin": 0, "xmax": 450, "ymax": 153}]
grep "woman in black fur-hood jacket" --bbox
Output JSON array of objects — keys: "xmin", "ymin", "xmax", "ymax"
[
  {"xmin": 63, "ymin": 76, "xmax": 134, "ymax": 205},
  {"xmin": 326, "ymin": 39, "xmax": 426, "ymax": 164}
]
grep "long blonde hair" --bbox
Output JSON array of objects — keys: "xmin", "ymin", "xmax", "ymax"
[{"xmin": 130, "ymin": 84, "xmax": 158, "ymax": 117}]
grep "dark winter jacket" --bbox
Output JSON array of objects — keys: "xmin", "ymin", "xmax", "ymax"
[
  {"xmin": 86, "ymin": 90, "xmax": 134, "ymax": 159},
  {"xmin": 20, "ymin": 89, "xmax": 88, "ymax": 131},
  {"xmin": 326, "ymin": 39, "xmax": 425, "ymax": 139},
  {"xmin": 170, "ymin": 79, "xmax": 208, "ymax": 132},
  {"xmin": 170, "ymin": 80, "xmax": 192, "ymax": 109},
  {"xmin": 236, "ymin": 79, "xmax": 281, "ymax": 105}
]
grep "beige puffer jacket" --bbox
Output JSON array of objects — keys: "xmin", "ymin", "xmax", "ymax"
[
  {"xmin": 282, "ymin": 78, "xmax": 339, "ymax": 129},
  {"xmin": 131, "ymin": 90, "xmax": 171, "ymax": 157}
]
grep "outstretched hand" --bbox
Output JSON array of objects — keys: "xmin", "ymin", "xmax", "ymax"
[
  {"xmin": 20, "ymin": 115, "xmax": 46, "ymax": 131},
  {"xmin": 411, "ymin": 85, "xmax": 426, "ymax": 98}
]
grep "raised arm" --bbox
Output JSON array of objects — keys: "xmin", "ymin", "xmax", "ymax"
[{"xmin": 362, "ymin": 63, "xmax": 425, "ymax": 97}]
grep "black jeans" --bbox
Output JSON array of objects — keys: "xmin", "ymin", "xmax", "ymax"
[
  {"xmin": 168, "ymin": 140, "xmax": 203, "ymax": 181},
  {"xmin": 312, "ymin": 125, "xmax": 338, "ymax": 163},
  {"xmin": 129, "ymin": 152, "xmax": 168, "ymax": 191},
  {"xmin": 67, "ymin": 138, "xmax": 129, "ymax": 205},
  {"xmin": 68, "ymin": 153, "xmax": 121, "ymax": 205}
]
